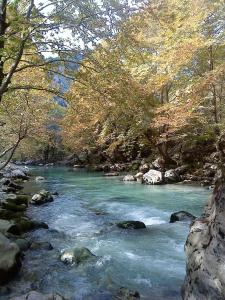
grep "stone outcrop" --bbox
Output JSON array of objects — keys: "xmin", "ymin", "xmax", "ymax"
[
  {"xmin": 182, "ymin": 171, "xmax": 225, "ymax": 300},
  {"xmin": 143, "ymin": 169, "xmax": 163, "ymax": 185}
]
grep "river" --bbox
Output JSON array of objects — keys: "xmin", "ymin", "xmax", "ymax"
[{"xmin": 4, "ymin": 167, "xmax": 210, "ymax": 300}]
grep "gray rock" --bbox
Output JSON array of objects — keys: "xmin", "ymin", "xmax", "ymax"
[
  {"xmin": 0, "ymin": 219, "xmax": 20, "ymax": 235},
  {"xmin": 170, "ymin": 211, "xmax": 196, "ymax": 223},
  {"xmin": 164, "ymin": 169, "xmax": 180, "ymax": 183},
  {"xmin": 123, "ymin": 175, "xmax": 136, "ymax": 182},
  {"xmin": 60, "ymin": 247, "xmax": 95, "ymax": 265},
  {"xmin": 31, "ymin": 190, "xmax": 53, "ymax": 205},
  {"xmin": 14, "ymin": 239, "xmax": 31, "ymax": 251},
  {"xmin": 0, "ymin": 233, "xmax": 21, "ymax": 284},
  {"xmin": 143, "ymin": 169, "xmax": 163, "ymax": 185},
  {"xmin": 117, "ymin": 220, "xmax": 146, "ymax": 229},
  {"xmin": 9, "ymin": 291, "xmax": 65, "ymax": 300}
]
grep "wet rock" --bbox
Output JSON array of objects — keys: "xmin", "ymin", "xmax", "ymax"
[
  {"xmin": 104, "ymin": 172, "xmax": 119, "ymax": 177},
  {"xmin": 170, "ymin": 211, "xmax": 196, "ymax": 223},
  {"xmin": 0, "ymin": 219, "xmax": 20, "ymax": 235},
  {"xmin": 15, "ymin": 219, "xmax": 48, "ymax": 233},
  {"xmin": 9, "ymin": 291, "xmax": 65, "ymax": 300},
  {"xmin": 30, "ymin": 241, "xmax": 53, "ymax": 250},
  {"xmin": 3, "ymin": 194, "xmax": 29, "ymax": 206},
  {"xmin": 164, "ymin": 169, "xmax": 180, "ymax": 183},
  {"xmin": 143, "ymin": 169, "xmax": 163, "ymax": 185},
  {"xmin": 35, "ymin": 176, "xmax": 45, "ymax": 182},
  {"xmin": 0, "ymin": 233, "xmax": 21, "ymax": 284},
  {"xmin": 60, "ymin": 247, "xmax": 95, "ymax": 265},
  {"xmin": 115, "ymin": 287, "xmax": 140, "ymax": 299},
  {"xmin": 123, "ymin": 175, "xmax": 136, "ymax": 182},
  {"xmin": 31, "ymin": 190, "xmax": 53, "ymax": 205},
  {"xmin": 14, "ymin": 238, "xmax": 31, "ymax": 251},
  {"xmin": 134, "ymin": 172, "xmax": 144, "ymax": 183},
  {"xmin": 117, "ymin": 220, "xmax": 146, "ymax": 229},
  {"xmin": 0, "ymin": 208, "xmax": 23, "ymax": 221},
  {"xmin": 1, "ymin": 202, "xmax": 26, "ymax": 212}
]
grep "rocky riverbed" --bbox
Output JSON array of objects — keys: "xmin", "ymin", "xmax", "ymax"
[{"xmin": 0, "ymin": 165, "xmax": 210, "ymax": 299}]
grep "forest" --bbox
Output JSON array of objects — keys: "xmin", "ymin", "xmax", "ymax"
[{"xmin": 0, "ymin": 0, "xmax": 225, "ymax": 300}]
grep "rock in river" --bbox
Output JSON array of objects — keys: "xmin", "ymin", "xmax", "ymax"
[
  {"xmin": 31, "ymin": 190, "xmax": 53, "ymax": 205},
  {"xmin": 60, "ymin": 247, "xmax": 96, "ymax": 265},
  {"xmin": 117, "ymin": 220, "xmax": 146, "ymax": 229},
  {"xmin": 114, "ymin": 287, "xmax": 140, "ymax": 299},
  {"xmin": 170, "ymin": 211, "xmax": 196, "ymax": 223},
  {"xmin": 143, "ymin": 169, "xmax": 163, "ymax": 185},
  {"xmin": 9, "ymin": 291, "xmax": 65, "ymax": 300},
  {"xmin": 0, "ymin": 233, "xmax": 21, "ymax": 284},
  {"xmin": 123, "ymin": 175, "xmax": 136, "ymax": 182}
]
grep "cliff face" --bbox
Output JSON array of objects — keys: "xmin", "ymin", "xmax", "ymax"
[{"xmin": 182, "ymin": 171, "xmax": 225, "ymax": 300}]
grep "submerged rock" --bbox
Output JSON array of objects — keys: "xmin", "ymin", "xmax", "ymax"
[
  {"xmin": 31, "ymin": 190, "xmax": 53, "ymax": 205},
  {"xmin": 104, "ymin": 172, "xmax": 119, "ymax": 177},
  {"xmin": 170, "ymin": 211, "xmax": 196, "ymax": 223},
  {"xmin": 9, "ymin": 291, "xmax": 65, "ymax": 300},
  {"xmin": 143, "ymin": 169, "xmax": 163, "ymax": 185},
  {"xmin": 117, "ymin": 220, "xmax": 146, "ymax": 229},
  {"xmin": 114, "ymin": 287, "xmax": 140, "ymax": 299},
  {"xmin": 35, "ymin": 176, "xmax": 45, "ymax": 182},
  {"xmin": 30, "ymin": 241, "xmax": 53, "ymax": 251},
  {"xmin": 60, "ymin": 247, "xmax": 95, "ymax": 265},
  {"xmin": 0, "ymin": 233, "xmax": 21, "ymax": 284},
  {"xmin": 123, "ymin": 175, "xmax": 136, "ymax": 182}
]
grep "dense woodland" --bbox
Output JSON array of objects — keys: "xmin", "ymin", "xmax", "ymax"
[{"xmin": 0, "ymin": 0, "xmax": 225, "ymax": 169}]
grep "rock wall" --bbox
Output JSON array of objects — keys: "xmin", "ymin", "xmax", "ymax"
[{"xmin": 182, "ymin": 170, "xmax": 225, "ymax": 300}]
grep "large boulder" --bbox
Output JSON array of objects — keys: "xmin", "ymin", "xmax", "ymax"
[
  {"xmin": 9, "ymin": 291, "xmax": 65, "ymax": 300},
  {"xmin": 117, "ymin": 220, "xmax": 146, "ymax": 229},
  {"xmin": 170, "ymin": 211, "xmax": 196, "ymax": 223},
  {"xmin": 164, "ymin": 169, "xmax": 180, "ymax": 183},
  {"xmin": 31, "ymin": 190, "xmax": 53, "ymax": 205},
  {"xmin": 123, "ymin": 175, "xmax": 136, "ymax": 182},
  {"xmin": 60, "ymin": 247, "xmax": 95, "ymax": 265},
  {"xmin": 143, "ymin": 169, "xmax": 163, "ymax": 185},
  {"xmin": 0, "ymin": 233, "xmax": 21, "ymax": 284},
  {"xmin": 151, "ymin": 157, "xmax": 165, "ymax": 170}
]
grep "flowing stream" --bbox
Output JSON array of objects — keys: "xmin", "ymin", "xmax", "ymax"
[{"xmin": 4, "ymin": 167, "xmax": 210, "ymax": 300}]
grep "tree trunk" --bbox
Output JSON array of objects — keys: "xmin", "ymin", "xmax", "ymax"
[{"xmin": 0, "ymin": 0, "xmax": 7, "ymax": 91}]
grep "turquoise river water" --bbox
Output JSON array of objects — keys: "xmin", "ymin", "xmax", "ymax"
[{"xmin": 4, "ymin": 167, "xmax": 211, "ymax": 300}]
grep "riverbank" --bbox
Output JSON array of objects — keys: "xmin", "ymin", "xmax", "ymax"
[{"xmin": 0, "ymin": 166, "xmax": 210, "ymax": 299}]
